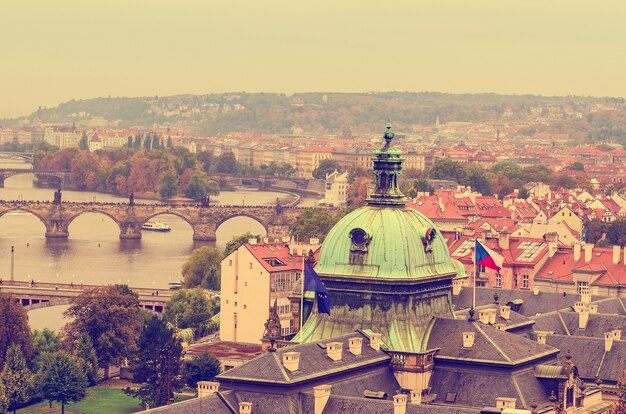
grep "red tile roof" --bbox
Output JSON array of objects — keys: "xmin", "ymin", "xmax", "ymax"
[
  {"xmin": 244, "ymin": 242, "xmax": 306, "ymax": 273},
  {"xmin": 538, "ymin": 246, "xmax": 626, "ymax": 286}
]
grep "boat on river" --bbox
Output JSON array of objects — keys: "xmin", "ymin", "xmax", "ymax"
[{"xmin": 141, "ymin": 221, "xmax": 171, "ymax": 232}]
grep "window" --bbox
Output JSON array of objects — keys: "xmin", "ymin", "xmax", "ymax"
[
  {"xmin": 229, "ymin": 259, "xmax": 233, "ymax": 266},
  {"xmin": 249, "ymin": 262, "xmax": 253, "ymax": 269},
  {"xmin": 577, "ymin": 281, "xmax": 589, "ymax": 294},
  {"xmin": 479, "ymin": 265, "xmax": 486, "ymax": 273},
  {"xmin": 522, "ymin": 275, "xmax": 529, "ymax": 289},
  {"xmin": 495, "ymin": 273, "xmax": 502, "ymax": 288},
  {"xmin": 514, "ymin": 275, "xmax": 518, "ymax": 288},
  {"xmin": 243, "ymin": 304, "xmax": 247, "ymax": 310},
  {"xmin": 244, "ymin": 282, "xmax": 247, "ymax": 287},
  {"xmin": 234, "ymin": 301, "xmax": 237, "ymax": 307}
]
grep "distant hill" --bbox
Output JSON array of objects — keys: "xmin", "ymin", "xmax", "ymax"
[{"xmin": 1, "ymin": 92, "xmax": 613, "ymax": 135}]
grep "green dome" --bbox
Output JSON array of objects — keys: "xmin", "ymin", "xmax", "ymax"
[{"xmin": 315, "ymin": 205, "xmax": 458, "ymax": 280}]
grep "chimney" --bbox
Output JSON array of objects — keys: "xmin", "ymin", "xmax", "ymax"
[
  {"xmin": 499, "ymin": 305, "xmax": 511, "ymax": 320},
  {"xmin": 589, "ymin": 304, "xmax": 598, "ymax": 314},
  {"xmin": 574, "ymin": 243, "xmax": 581, "ymax": 261},
  {"xmin": 462, "ymin": 332, "xmax": 475, "ymax": 348},
  {"xmin": 495, "ymin": 397, "xmax": 517, "ymax": 410},
  {"xmin": 437, "ymin": 196, "xmax": 444, "ymax": 213},
  {"xmin": 495, "ymin": 323, "xmax": 506, "ymax": 331},
  {"xmin": 248, "ymin": 238, "xmax": 257, "ymax": 245},
  {"xmin": 409, "ymin": 390, "xmax": 421, "ymax": 405},
  {"xmin": 197, "ymin": 381, "xmax": 219, "ymax": 398},
  {"xmin": 605, "ymin": 332, "xmax": 614, "ymax": 352},
  {"xmin": 326, "ymin": 342, "xmax": 343, "ymax": 361},
  {"xmin": 348, "ymin": 337, "xmax": 363, "ymax": 356},
  {"xmin": 533, "ymin": 286, "xmax": 540, "ymax": 296},
  {"xmin": 393, "ymin": 394, "xmax": 408, "ymax": 414},
  {"xmin": 580, "ymin": 291, "xmax": 591, "ymax": 304},
  {"xmin": 536, "ymin": 332, "xmax": 547, "ymax": 345},
  {"xmin": 584, "ymin": 243, "xmax": 593, "ymax": 263},
  {"xmin": 313, "ymin": 384, "xmax": 331, "ymax": 414},
  {"xmin": 282, "ymin": 351, "xmax": 300, "ymax": 372},
  {"xmin": 488, "ymin": 309, "xmax": 497, "ymax": 325},
  {"xmin": 369, "ymin": 333, "xmax": 382, "ymax": 351},
  {"xmin": 239, "ymin": 402, "xmax": 252, "ymax": 414},
  {"xmin": 499, "ymin": 228, "xmax": 510, "ymax": 250},
  {"xmin": 262, "ymin": 237, "xmax": 269, "ymax": 243},
  {"xmin": 478, "ymin": 310, "xmax": 490, "ymax": 325},
  {"xmin": 548, "ymin": 240, "xmax": 558, "ymax": 258},
  {"xmin": 579, "ymin": 306, "xmax": 589, "ymax": 330},
  {"xmin": 613, "ymin": 329, "xmax": 622, "ymax": 341},
  {"xmin": 613, "ymin": 245, "xmax": 621, "ymax": 264}
]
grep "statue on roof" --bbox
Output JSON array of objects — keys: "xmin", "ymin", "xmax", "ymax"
[{"xmin": 262, "ymin": 299, "xmax": 282, "ymax": 341}]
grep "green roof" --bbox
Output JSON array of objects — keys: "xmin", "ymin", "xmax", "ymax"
[{"xmin": 315, "ymin": 205, "xmax": 458, "ymax": 280}]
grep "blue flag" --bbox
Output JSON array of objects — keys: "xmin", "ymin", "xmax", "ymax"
[{"xmin": 304, "ymin": 261, "xmax": 331, "ymax": 315}]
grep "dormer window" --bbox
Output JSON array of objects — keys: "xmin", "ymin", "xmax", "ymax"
[{"xmin": 349, "ymin": 228, "xmax": 371, "ymax": 265}]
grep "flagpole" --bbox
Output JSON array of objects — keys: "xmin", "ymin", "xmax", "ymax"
[
  {"xmin": 470, "ymin": 239, "xmax": 477, "ymax": 321},
  {"xmin": 299, "ymin": 256, "xmax": 305, "ymax": 334}
]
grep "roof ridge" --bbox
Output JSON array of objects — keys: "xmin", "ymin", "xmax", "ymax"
[
  {"xmin": 271, "ymin": 349, "xmax": 291, "ymax": 381},
  {"xmin": 557, "ymin": 312, "xmax": 571, "ymax": 336},
  {"xmin": 511, "ymin": 376, "xmax": 527, "ymax": 408},
  {"xmin": 473, "ymin": 323, "xmax": 513, "ymax": 363},
  {"xmin": 216, "ymin": 391, "xmax": 238, "ymax": 413}
]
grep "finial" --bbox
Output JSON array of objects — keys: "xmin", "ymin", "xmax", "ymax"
[
  {"xmin": 468, "ymin": 307, "xmax": 475, "ymax": 321},
  {"xmin": 548, "ymin": 390, "xmax": 556, "ymax": 403},
  {"xmin": 565, "ymin": 349, "xmax": 573, "ymax": 362},
  {"xmin": 383, "ymin": 121, "xmax": 394, "ymax": 147},
  {"xmin": 530, "ymin": 398, "xmax": 538, "ymax": 411},
  {"xmin": 595, "ymin": 376, "xmax": 602, "ymax": 387},
  {"xmin": 493, "ymin": 292, "xmax": 499, "ymax": 305}
]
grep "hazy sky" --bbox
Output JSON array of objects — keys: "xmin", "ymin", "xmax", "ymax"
[{"xmin": 1, "ymin": 0, "xmax": 625, "ymax": 118}]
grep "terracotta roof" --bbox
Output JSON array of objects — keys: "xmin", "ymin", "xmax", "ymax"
[
  {"xmin": 244, "ymin": 242, "xmax": 304, "ymax": 273},
  {"xmin": 537, "ymin": 246, "xmax": 626, "ymax": 286}
]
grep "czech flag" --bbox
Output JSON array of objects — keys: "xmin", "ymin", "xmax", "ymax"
[{"xmin": 475, "ymin": 240, "xmax": 504, "ymax": 271}]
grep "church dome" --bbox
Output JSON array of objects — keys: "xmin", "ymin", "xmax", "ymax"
[
  {"xmin": 315, "ymin": 122, "xmax": 457, "ymax": 281},
  {"xmin": 315, "ymin": 205, "xmax": 457, "ymax": 280}
]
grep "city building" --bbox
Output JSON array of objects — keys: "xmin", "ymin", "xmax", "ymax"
[
  {"xmin": 155, "ymin": 124, "xmax": 617, "ymax": 414},
  {"xmin": 88, "ymin": 133, "xmax": 103, "ymax": 152},
  {"xmin": 322, "ymin": 170, "xmax": 347, "ymax": 207}
]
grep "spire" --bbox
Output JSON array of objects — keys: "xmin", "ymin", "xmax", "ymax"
[{"xmin": 366, "ymin": 122, "xmax": 407, "ymax": 206}]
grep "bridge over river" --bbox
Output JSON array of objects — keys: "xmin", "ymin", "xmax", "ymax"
[
  {"xmin": 0, "ymin": 199, "xmax": 313, "ymax": 241},
  {"xmin": 0, "ymin": 280, "xmax": 173, "ymax": 313}
]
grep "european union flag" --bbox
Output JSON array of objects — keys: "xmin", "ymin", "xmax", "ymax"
[{"xmin": 304, "ymin": 261, "xmax": 331, "ymax": 315}]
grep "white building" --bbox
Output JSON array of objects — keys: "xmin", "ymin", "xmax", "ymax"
[
  {"xmin": 324, "ymin": 170, "xmax": 348, "ymax": 207},
  {"xmin": 220, "ymin": 241, "xmax": 304, "ymax": 344},
  {"xmin": 43, "ymin": 127, "xmax": 82, "ymax": 149},
  {"xmin": 88, "ymin": 133, "xmax": 103, "ymax": 152}
]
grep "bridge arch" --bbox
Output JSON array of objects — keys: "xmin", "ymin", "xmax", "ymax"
[
  {"xmin": 66, "ymin": 208, "xmax": 123, "ymax": 228},
  {"xmin": 141, "ymin": 211, "xmax": 195, "ymax": 228},
  {"xmin": 214, "ymin": 213, "xmax": 270, "ymax": 234},
  {"xmin": 66, "ymin": 210, "xmax": 124, "ymax": 239},
  {"xmin": 0, "ymin": 206, "xmax": 49, "ymax": 227}
]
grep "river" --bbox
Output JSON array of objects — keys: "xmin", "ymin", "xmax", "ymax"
[{"xmin": 0, "ymin": 157, "xmax": 319, "ymax": 289}]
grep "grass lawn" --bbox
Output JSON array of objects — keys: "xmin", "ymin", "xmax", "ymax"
[{"xmin": 17, "ymin": 387, "xmax": 142, "ymax": 414}]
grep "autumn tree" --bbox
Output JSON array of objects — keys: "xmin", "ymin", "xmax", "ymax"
[
  {"xmin": 69, "ymin": 152, "xmax": 101, "ymax": 190},
  {"xmin": 63, "ymin": 285, "xmax": 143, "ymax": 379},
  {"xmin": 347, "ymin": 176, "xmax": 372, "ymax": 208},
  {"xmin": 0, "ymin": 380, "xmax": 7, "ymax": 414},
  {"xmin": 182, "ymin": 352, "xmax": 221, "ymax": 389},
  {"xmin": 128, "ymin": 316, "xmax": 183, "ymax": 408},
  {"xmin": 182, "ymin": 246, "xmax": 223, "ymax": 289},
  {"xmin": 1, "ymin": 344, "xmax": 33, "ymax": 414},
  {"xmin": 40, "ymin": 351, "xmax": 87, "ymax": 414},
  {"xmin": 0, "ymin": 294, "xmax": 34, "ymax": 370}
]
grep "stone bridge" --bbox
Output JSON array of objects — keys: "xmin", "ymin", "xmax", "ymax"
[
  {"xmin": 0, "ymin": 168, "xmax": 69, "ymax": 188},
  {"xmin": 0, "ymin": 151, "xmax": 34, "ymax": 163},
  {"xmin": 0, "ymin": 200, "xmax": 311, "ymax": 241}
]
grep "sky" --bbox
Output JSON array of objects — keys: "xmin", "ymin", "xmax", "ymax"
[{"xmin": 1, "ymin": 0, "xmax": 625, "ymax": 118}]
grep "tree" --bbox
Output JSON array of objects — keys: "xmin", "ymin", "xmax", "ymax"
[
  {"xmin": 518, "ymin": 187, "xmax": 530, "ymax": 199},
  {"xmin": 151, "ymin": 134, "xmax": 159, "ymax": 150},
  {"xmin": 290, "ymin": 208, "xmax": 342, "ymax": 242},
  {"xmin": 182, "ymin": 352, "xmax": 221, "ymax": 389},
  {"xmin": 128, "ymin": 316, "xmax": 183, "ymax": 408},
  {"xmin": 1, "ymin": 344, "xmax": 32, "ymax": 414},
  {"xmin": 32, "ymin": 329, "xmax": 59, "ymax": 371},
  {"xmin": 143, "ymin": 134, "xmax": 152, "ymax": 150},
  {"xmin": 347, "ymin": 165, "xmax": 370, "ymax": 184},
  {"xmin": 182, "ymin": 246, "xmax": 223, "ymax": 289},
  {"xmin": 133, "ymin": 134, "xmax": 142, "ymax": 149},
  {"xmin": 79, "ymin": 131, "xmax": 88, "ymax": 151},
  {"xmin": 430, "ymin": 158, "xmax": 467, "ymax": 183},
  {"xmin": 224, "ymin": 233, "xmax": 259, "ymax": 257},
  {"xmin": 464, "ymin": 164, "xmax": 491, "ymax": 195},
  {"xmin": 197, "ymin": 151, "xmax": 215, "ymax": 175},
  {"xmin": 568, "ymin": 161, "xmax": 585, "ymax": 171},
  {"xmin": 584, "ymin": 219, "xmax": 606, "ymax": 243},
  {"xmin": 184, "ymin": 170, "xmax": 220, "ymax": 200},
  {"xmin": 63, "ymin": 285, "xmax": 143, "ymax": 379},
  {"xmin": 347, "ymin": 176, "xmax": 372, "ymax": 208},
  {"xmin": 127, "ymin": 136, "xmax": 133, "ymax": 148},
  {"xmin": 0, "ymin": 294, "xmax": 34, "ymax": 370},
  {"xmin": 312, "ymin": 159, "xmax": 344, "ymax": 180},
  {"xmin": 0, "ymin": 379, "xmax": 7, "ymax": 414},
  {"xmin": 606, "ymin": 220, "xmax": 626, "ymax": 247},
  {"xmin": 163, "ymin": 289, "xmax": 215, "ymax": 338},
  {"xmin": 166, "ymin": 136, "xmax": 173, "ymax": 149},
  {"xmin": 73, "ymin": 334, "xmax": 99, "ymax": 386},
  {"xmin": 215, "ymin": 152, "xmax": 239, "ymax": 174},
  {"xmin": 41, "ymin": 352, "xmax": 87, "ymax": 414},
  {"xmin": 491, "ymin": 161, "xmax": 524, "ymax": 181},
  {"xmin": 159, "ymin": 170, "xmax": 178, "ymax": 199}
]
